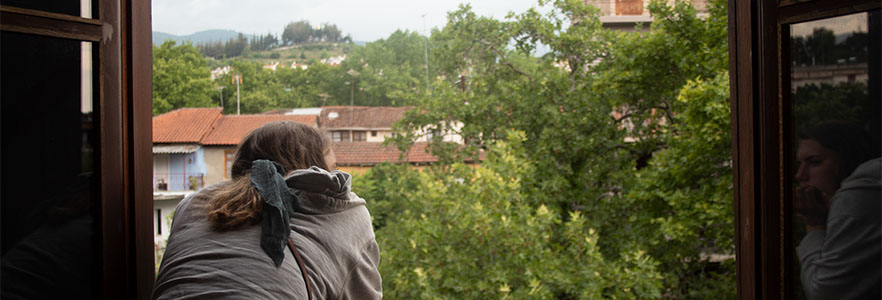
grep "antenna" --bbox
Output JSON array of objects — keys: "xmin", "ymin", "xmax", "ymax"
[{"xmin": 422, "ymin": 13, "xmax": 430, "ymax": 93}]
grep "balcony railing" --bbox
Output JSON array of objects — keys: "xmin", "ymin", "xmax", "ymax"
[{"xmin": 153, "ymin": 172, "xmax": 204, "ymax": 192}]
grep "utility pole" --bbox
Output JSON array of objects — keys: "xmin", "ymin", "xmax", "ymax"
[
  {"xmin": 349, "ymin": 81, "xmax": 354, "ymax": 129},
  {"xmin": 422, "ymin": 14, "xmax": 430, "ymax": 93},
  {"xmin": 215, "ymin": 86, "xmax": 224, "ymax": 107},
  {"xmin": 233, "ymin": 74, "xmax": 242, "ymax": 115},
  {"xmin": 345, "ymin": 69, "xmax": 359, "ymax": 138}
]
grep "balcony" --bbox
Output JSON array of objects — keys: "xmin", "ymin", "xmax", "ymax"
[{"xmin": 153, "ymin": 172, "xmax": 204, "ymax": 192}]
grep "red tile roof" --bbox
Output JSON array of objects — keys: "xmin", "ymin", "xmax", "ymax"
[
  {"xmin": 320, "ymin": 106, "xmax": 413, "ymax": 129},
  {"xmin": 153, "ymin": 108, "xmax": 223, "ymax": 143},
  {"xmin": 332, "ymin": 142, "xmax": 437, "ymax": 165},
  {"xmin": 201, "ymin": 114, "xmax": 317, "ymax": 145}
]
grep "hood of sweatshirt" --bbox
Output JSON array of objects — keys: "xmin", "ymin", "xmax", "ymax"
[
  {"xmin": 839, "ymin": 158, "xmax": 881, "ymax": 192},
  {"xmin": 285, "ymin": 166, "xmax": 365, "ymax": 215}
]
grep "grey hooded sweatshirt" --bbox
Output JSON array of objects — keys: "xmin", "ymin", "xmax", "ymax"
[
  {"xmin": 153, "ymin": 168, "xmax": 382, "ymax": 300},
  {"xmin": 797, "ymin": 158, "xmax": 881, "ymax": 300}
]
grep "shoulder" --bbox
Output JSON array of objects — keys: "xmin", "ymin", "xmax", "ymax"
[
  {"xmin": 173, "ymin": 182, "xmax": 229, "ymax": 221},
  {"xmin": 839, "ymin": 158, "xmax": 881, "ymax": 191},
  {"xmin": 830, "ymin": 158, "xmax": 881, "ymax": 221}
]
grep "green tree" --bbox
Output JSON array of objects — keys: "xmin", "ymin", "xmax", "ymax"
[
  {"xmin": 793, "ymin": 82, "xmax": 870, "ymax": 130},
  {"xmin": 338, "ymin": 29, "xmax": 430, "ymax": 106},
  {"xmin": 316, "ymin": 23, "xmax": 343, "ymax": 42},
  {"xmin": 383, "ymin": 0, "xmax": 736, "ymax": 298},
  {"xmin": 215, "ymin": 60, "xmax": 294, "ymax": 114},
  {"xmin": 152, "ymin": 40, "xmax": 216, "ymax": 115},
  {"xmin": 223, "ymin": 33, "xmax": 249, "ymax": 58},
  {"xmin": 197, "ymin": 41, "xmax": 225, "ymax": 59},
  {"xmin": 249, "ymin": 32, "xmax": 279, "ymax": 51},
  {"xmin": 369, "ymin": 133, "xmax": 663, "ymax": 299},
  {"xmin": 283, "ymin": 20, "xmax": 314, "ymax": 45},
  {"xmin": 624, "ymin": 73, "xmax": 734, "ymax": 299}
]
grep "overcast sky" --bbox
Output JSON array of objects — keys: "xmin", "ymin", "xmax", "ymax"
[{"xmin": 152, "ymin": 0, "xmax": 544, "ymax": 42}]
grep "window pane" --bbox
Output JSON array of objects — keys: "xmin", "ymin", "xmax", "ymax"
[
  {"xmin": 789, "ymin": 10, "xmax": 881, "ymax": 300},
  {"xmin": 225, "ymin": 150, "xmax": 235, "ymax": 178},
  {"xmin": 353, "ymin": 131, "xmax": 366, "ymax": 142},
  {"xmin": 0, "ymin": 32, "xmax": 99, "ymax": 298}
]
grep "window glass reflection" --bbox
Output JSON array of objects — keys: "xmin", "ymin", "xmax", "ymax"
[
  {"xmin": 790, "ymin": 10, "xmax": 881, "ymax": 300},
  {"xmin": 0, "ymin": 32, "xmax": 99, "ymax": 298}
]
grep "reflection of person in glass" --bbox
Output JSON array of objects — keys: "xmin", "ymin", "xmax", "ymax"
[{"xmin": 794, "ymin": 121, "xmax": 881, "ymax": 300}]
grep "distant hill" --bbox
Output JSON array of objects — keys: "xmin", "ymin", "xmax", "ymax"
[{"xmin": 153, "ymin": 30, "xmax": 249, "ymax": 45}]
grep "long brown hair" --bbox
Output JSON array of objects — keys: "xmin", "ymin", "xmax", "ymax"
[{"xmin": 207, "ymin": 121, "xmax": 330, "ymax": 230}]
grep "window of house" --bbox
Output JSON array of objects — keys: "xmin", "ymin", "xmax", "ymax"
[
  {"xmin": 371, "ymin": 130, "xmax": 377, "ymax": 137},
  {"xmin": 224, "ymin": 150, "xmax": 236, "ymax": 178},
  {"xmin": 352, "ymin": 131, "xmax": 367, "ymax": 142},
  {"xmin": 427, "ymin": 128, "xmax": 442, "ymax": 140},
  {"xmin": 332, "ymin": 131, "xmax": 350, "ymax": 142},
  {"xmin": 156, "ymin": 209, "xmax": 163, "ymax": 235}
]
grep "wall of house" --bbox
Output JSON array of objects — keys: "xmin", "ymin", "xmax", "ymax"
[
  {"xmin": 204, "ymin": 146, "xmax": 234, "ymax": 187},
  {"xmin": 338, "ymin": 166, "xmax": 373, "ymax": 175},
  {"xmin": 340, "ymin": 164, "xmax": 432, "ymax": 176},
  {"xmin": 366, "ymin": 130, "xmax": 393, "ymax": 142},
  {"xmin": 585, "ymin": 0, "xmax": 613, "ymax": 15},
  {"xmin": 414, "ymin": 122, "xmax": 464, "ymax": 144},
  {"xmin": 153, "ymin": 198, "xmax": 181, "ymax": 241}
]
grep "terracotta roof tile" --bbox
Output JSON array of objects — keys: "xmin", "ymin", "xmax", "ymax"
[
  {"xmin": 153, "ymin": 108, "xmax": 223, "ymax": 143},
  {"xmin": 332, "ymin": 142, "xmax": 437, "ymax": 165},
  {"xmin": 200, "ymin": 115, "xmax": 317, "ymax": 145},
  {"xmin": 320, "ymin": 106, "xmax": 413, "ymax": 129}
]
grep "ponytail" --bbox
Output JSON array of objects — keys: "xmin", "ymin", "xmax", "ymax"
[{"xmin": 207, "ymin": 175, "xmax": 263, "ymax": 230}]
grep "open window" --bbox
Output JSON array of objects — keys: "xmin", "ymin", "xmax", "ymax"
[
  {"xmin": 1, "ymin": 0, "xmax": 153, "ymax": 298},
  {"xmin": 729, "ymin": 0, "xmax": 880, "ymax": 298}
]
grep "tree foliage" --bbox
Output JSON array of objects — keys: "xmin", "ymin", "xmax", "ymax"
[
  {"xmin": 338, "ymin": 30, "xmax": 432, "ymax": 106},
  {"xmin": 152, "ymin": 41, "xmax": 216, "ymax": 115},
  {"xmin": 250, "ymin": 32, "xmax": 279, "ymax": 52},
  {"xmin": 197, "ymin": 33, "xmax": 250, "ymax": 59},
  {"xmin": 282, "ymin": 21, "xmax": 347, "ymax": 45},
  {"xmin": 283, "ymin": 20, "xmax": 315, "ymax": 45},
  {"xmin": 379, "ymin": 0, "xmax": 735, "ymax": 298},
  {"xmin": 361, "ymin": 133, "xmax": 664, "ymax": 299}
]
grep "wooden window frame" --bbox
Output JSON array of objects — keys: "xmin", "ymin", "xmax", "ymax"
[
  {"xmin": 332, "ymin": 130, "xmax": 350, "ymax": 142},
  {"xmin": 1, "ymin": 1, "xmax": 153, "ymax": 298},
  {"xmin": 728, "ymin": 0, "xmax": 880, "ymax": 299},
  {"xmin": 352, "ymin": 130, "xmax": 367, "ymax": 142}
]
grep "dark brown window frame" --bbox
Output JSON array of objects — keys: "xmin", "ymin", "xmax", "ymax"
[
  {"xmin": 1, "ymin": 1, "xmax": 153, "ymax": 299},
  {"xmin": 728, "ymin": 0, "xmax": 880, "ymax": 299},
  {"xmin": 352, "ymin": 130, "xmax": 367, "ymax": 142}
]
